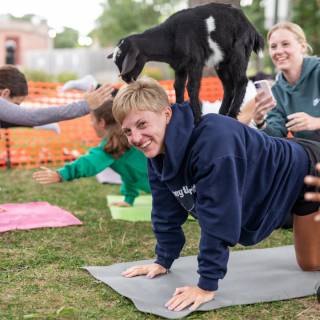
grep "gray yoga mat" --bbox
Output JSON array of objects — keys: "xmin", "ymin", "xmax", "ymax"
[{"xmin": 85, "ymin": 245, "xmax": 320, "ymax": 319}]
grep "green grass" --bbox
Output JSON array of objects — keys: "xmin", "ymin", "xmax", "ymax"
[{"xmin": 0, "ymin": 169, "xmax": 319, "ymax": 319}]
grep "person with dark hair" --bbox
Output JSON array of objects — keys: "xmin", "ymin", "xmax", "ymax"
[
  {"xmin": 33, "ymin": 94, "xmax": 150, "ymax": 207},
  {"xmin": 0, "ymin": 65, "xmax": 113, "ymax": 128},
  {"xmin": 0, "ymin": 65, "xmax": 28, "ymax": 100}
]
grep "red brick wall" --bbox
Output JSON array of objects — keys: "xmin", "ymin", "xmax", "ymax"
[{"xmin": 0, "ymin": 20, "xmax": 52, "ymax": 66}]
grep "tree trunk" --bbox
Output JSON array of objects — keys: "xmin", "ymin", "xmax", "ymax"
[{"xmin": 188, "ymin": 0, "xmax": 241, "ymax": 8}]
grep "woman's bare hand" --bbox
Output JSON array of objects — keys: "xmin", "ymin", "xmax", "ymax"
[
  {"xmin": 304, "ymin": 163, "xmax": 320, "ymax": 222},
  {"xmin": 110, "ymin": 201, "xmax": 131, "ymax": 207},
  {"xmin": 286, "ymin": 112, "xmax": 320, "ymax": 132},
  {"xmin": 165, "ymin": 286, "xmax": 215, "ymax": 312},
  {"xmin": 122, "ymin": 263, "xmax": 167, "ymax": 279},
  {"xmin": 33, "ymin": 167, "xmax": 61, "ymax": 185},
  {"xmin": 85, "ymin": 84, "xmax": 115, "ymax": 110}
]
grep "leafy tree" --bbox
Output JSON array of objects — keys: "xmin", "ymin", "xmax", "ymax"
[
  {"xmin": 93, "ymin": 0, "xmax": 183, "ymax": 46},
  {"xmin": 242, "ymin": 0, "xmax": 266, "ymax": 38},
  {"xmin": 54, "ymin": 27, "xmax": 79, "ymax": 48},
  {"xmin": 188, "ymin": 0, "xmax": 240, "ymax": 7},
  {"xmin": 292, "ymin": 0, "xmax": 320, "ymax": 55},
  {"xmin": 242, "ymin": 0, "xmax": 269, "ymax": 72}
]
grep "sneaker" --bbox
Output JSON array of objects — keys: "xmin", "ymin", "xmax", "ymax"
[{"xmin": 60, "ymin": 75, "xmax": 98, "ymax": 92}]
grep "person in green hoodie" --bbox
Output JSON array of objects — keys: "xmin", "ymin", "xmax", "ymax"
[
  {"xmin": 252, "ymin": 21, "xmax": 320, "ymax": 142},
  {"xmin": 32, "ymin": 93, "xmax": 150, "ymax": 207}
]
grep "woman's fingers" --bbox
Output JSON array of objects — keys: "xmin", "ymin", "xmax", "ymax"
[
  {"xmin": 305, "ymin": 192, "xmax": 320, "ymax": 202},
  {"xmin": 165, "ymin": 286, "xmax": 215, "ymax": 312},
  {"xmin": 304, "ymin": 175, "xmax": 320, "ymax": 187},
  {"xmin": 85, "ymin": 83, "xmax": 115, "ymax": 110},
  {"xmin": 254, "ymin": 93, "xmax": 276, "ymax": 121},
  {"xmin": 146, "ymin": 266, "xmax": 166, "ymax": 278},
  {"xmin": 110, "ymin": 201, "xmax": 131, "ymax": 207},
  {"xmin": 122, "ymin": 265, "xmax": 150, "ymax": 277},
  {"xmin": 122, "ymin": 263, "xmax": 167, "ymax": 278},
  {"xmin": 33, "ymin": 168, "xmax": 60, "ymax": 184}
]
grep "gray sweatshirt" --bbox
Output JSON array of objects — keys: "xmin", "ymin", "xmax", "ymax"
[{"xmin": 0, "ymin": 98, "xmax": 90, "ymax": 128}]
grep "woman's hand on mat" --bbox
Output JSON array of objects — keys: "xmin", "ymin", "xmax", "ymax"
[
  {"xmin": 84, "ymin": 84, "xmax": 114, "ymax": 110},
  {"xmin": 33, "ymin": 167, "xmax": 61, "ymax": 184},
  {"xmin": 165, "ymin": 286, "xmax": 215, "ymax": 312},
  {"xmin": 111, "ymin": 201, "xmax": 131, "ymax": 207},
  {"xmin": 122, "ymin": 263, "xmax": 167, "ymax": 278}
]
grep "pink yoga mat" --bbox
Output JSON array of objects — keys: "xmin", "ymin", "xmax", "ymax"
[{"xmin": 0, "ymin": 202, "xmax": 82, "ymax": 233}]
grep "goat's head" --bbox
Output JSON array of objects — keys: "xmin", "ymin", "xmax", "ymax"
[{"xmin": 107, "ymin": 38, "xmax": 145, "ymax": 83}]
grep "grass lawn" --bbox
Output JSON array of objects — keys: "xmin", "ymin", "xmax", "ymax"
[{"xmin": 0, "ymin": 169, "xmax": 319, "ymax": 319}]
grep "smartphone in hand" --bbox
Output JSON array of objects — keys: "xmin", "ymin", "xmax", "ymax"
[{"xmin": 254, "ymin": 80, "xmax": 274, "ymax": 100}]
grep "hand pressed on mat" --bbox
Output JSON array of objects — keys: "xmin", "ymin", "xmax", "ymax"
[
  {"xmin": 122, "ymin": 263, "xmax": 167, "ymax": 279},
  {"xmin": 165, "ymin": 286, "xmax": 215, "ymax": 312},
  {"xmin": 122, "ymin": 263, "xmax": 215, "ymax": 311}
]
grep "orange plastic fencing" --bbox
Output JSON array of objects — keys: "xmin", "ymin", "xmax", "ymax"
[{"xmin": 0, "ymin": 77, "xmax": 223, "ymax": 170}]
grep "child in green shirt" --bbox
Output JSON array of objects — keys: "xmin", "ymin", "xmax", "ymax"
[{"xmin": 33, "ymin": 93, "xmax": 150, "ymax": 206}]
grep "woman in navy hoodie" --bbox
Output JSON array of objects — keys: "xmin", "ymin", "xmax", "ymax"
[{"xmin": 112, "ymin": 78, "xmax": 320, "ymax": 312}]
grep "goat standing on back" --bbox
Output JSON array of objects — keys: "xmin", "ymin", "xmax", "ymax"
[{"xmin": 108, "ymin": 3, "xmax": 264, "ymax": 124}]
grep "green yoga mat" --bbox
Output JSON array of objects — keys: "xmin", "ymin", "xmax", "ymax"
[
  {"xmin": 106, "ymin": 195, "xmax": 152, "ymax": 221},
  {"xmin": 107, "ymin": 195, "xmax": 195, "ymax": 222}
]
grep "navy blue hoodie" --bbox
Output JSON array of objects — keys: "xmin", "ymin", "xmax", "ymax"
[{"xmin": 148, "ymin": 103, "xmax": 309, "ymax": 291}]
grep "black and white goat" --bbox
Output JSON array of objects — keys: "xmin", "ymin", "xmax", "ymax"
[{"xmin": 107, "ymin": 3, "xmax": 264, "ymax": 124}]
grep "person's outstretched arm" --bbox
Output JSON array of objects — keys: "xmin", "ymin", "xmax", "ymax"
[
  {"xmin": 0, "ymin": 84, "xmax": 114, "ymax": 127},
  {"xmin": 33, "ymin": 139, "xmax": 114, "ymax": 185}
]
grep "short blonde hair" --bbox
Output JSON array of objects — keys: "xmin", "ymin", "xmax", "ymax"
[
  {"xmin": 267, "ymin": 21, "xmax": 313, "ymax": 54},
  {"xmin": 112, "ymin": 77, "xmax": 170, "ymax": 124}
]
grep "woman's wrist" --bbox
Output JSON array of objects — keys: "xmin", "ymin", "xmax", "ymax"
[
  {"xmin": 253, "ymin": 118, "xmax": 266, "ymax": 129},
  {"xmin": 56, "ymin": 171, "xmax": 63, "ymax": 182}
]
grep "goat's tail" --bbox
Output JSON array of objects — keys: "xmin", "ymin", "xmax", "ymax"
[{"xmin": 253, "ymin": 30, "xmax": 264, "ymax": 54}]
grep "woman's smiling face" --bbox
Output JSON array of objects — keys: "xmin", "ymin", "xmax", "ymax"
[
  {"xmin": 121, "ymin": 106, "xmax": 172, "ymax": 158},
  {"xmin": 268, "ymin": 28, "xmax": 306, "ymax": 74}
]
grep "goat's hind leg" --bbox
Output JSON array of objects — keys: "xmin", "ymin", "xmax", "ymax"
[
  {"xmin": 216, "ymin": 64, "xmax": 235, "ymax": 116},
  {"xmin": 228, "ymin": 72, "xmax": 248, "ymax": 118},
  {"xmin": 227, "ymin": 44, "xmax": 250, "ymax": 118},
  {"xmin": 187, "ymin": 65, "xmax": 203, "ymax": 124},
  {"xmin": 174, "ymin": 69, "xmax": 188, "ymax": 104}
]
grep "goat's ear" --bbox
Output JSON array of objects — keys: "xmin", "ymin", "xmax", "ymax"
[
  {"xmin": 121, "ymin": 46, "xmax": 139, "ymax": 75},
  {"xmin": 106, "ymin": 52, "xmax": 113, "ymax": 59}
]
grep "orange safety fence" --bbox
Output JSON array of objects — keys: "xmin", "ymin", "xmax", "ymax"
[{"xmin": 0, "ymin": 77, "xmax": 223, "ymax": 170}]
